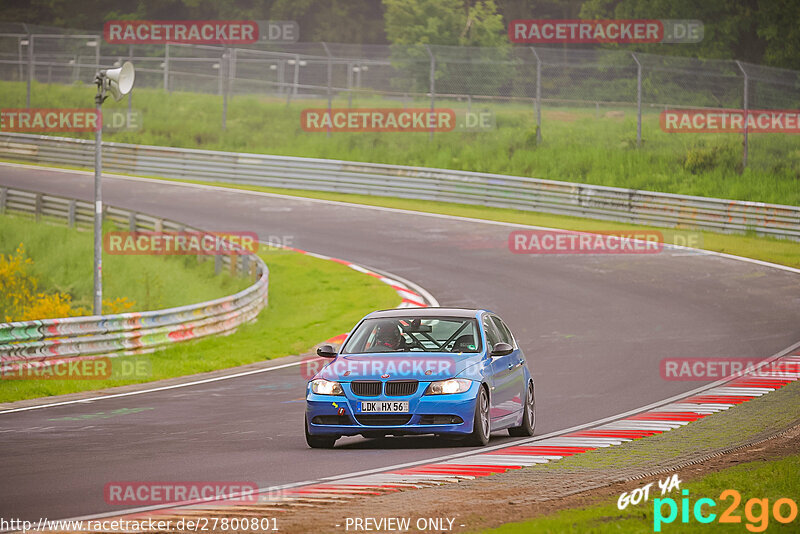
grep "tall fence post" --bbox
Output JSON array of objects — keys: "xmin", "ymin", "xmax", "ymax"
[
  {"xmin": 230, "ymin": 47, "xmax": 237, "ymax": 95},
  {"xmin": 632, "ymin": 52, "xmax": 642, "ymax": 147},
  {"xmin": 292, "ymin": 54, "xmax": 300, "ymax": 96},
  {"xmin": 127, "ymin": 44, "xmax": 133, "ymax": 114},
  {"xmin": 530, "ymin": 47, "xmax": 542, "ymax": 143},
  {"xmin": 94, "ymin": 36, "xmax": 100, "ymax": 73},
  {"xmin": 221, "ymin": 46, "xmax": 228, "ymax": 131},
  {"xmin": 426, "ymin": 45, "xmax": 435, "ymax": 141},
  {"xmin": 321, "ymin": 42, "xmax": 333, "ymax": 138},
  {"xmin": 286, "ymin": 55, "xmax": 300, "ymax": 107},
  {"xmin": 346, "ymin": 61, "xmax": 353, "ymax": 107},
  {"xmin": 277, "ymin": 59, "xmax": 285, "ymax": 97},
  {"xmin": 163, "ymin": 43, "xmax": 169, "ymax": 92},
  {"xmin": 26, "ymin": 35, "xmax": 33, "ymax": 108},
  {"xmin": 17, "ymin": 36, "xmax": 24, "ymax": 81},
  {"xmin": 735, "ymin": 60, "xmax": 749, "ymax": 169}
]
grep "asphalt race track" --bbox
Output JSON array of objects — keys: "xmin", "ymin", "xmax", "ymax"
[{"xmin": 1, "ymin": 164, "xmax": 799, "ymax": 521}]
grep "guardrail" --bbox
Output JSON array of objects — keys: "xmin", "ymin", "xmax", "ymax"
[
  {"xmin": 1, "ymin": 132, "xmax": 798, "ymax": 239},
  {"xmin": 0, "ymin": 186, "xmax": 269, "ymax": 369}
]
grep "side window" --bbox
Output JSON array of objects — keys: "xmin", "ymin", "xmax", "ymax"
[
  {"xmin": 490, "ymin": 316, "xmax": 515, "ymax": 348},
  {"xmin": 482, "ymin": 315, "xmax": 502, "ymax": 350}
]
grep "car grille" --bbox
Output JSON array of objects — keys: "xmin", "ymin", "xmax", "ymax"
[
  {"xmin": 355, "ymin": 415, "xmax": 413, "ymax": 426},
  {"xmin": 385, "ymin": 380, "xmax": 418, "ymax": 396},
  {"xmin": 351, "ymin": 381, "xmax": 381, "ymax": 396}
]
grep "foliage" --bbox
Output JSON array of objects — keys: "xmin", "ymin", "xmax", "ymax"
[
  {"xmin": 3, "ymin": 1, "xmax": 799, "ymax": 69},
  {"xmin": 0, "ymin": 243, "xmax": 138, "ymax": 322}
]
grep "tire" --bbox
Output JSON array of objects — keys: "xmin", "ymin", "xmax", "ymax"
[
  {"xmin": 508, "ymin": 381, "xmax": 535, "ymax": 437},
  {"xmin": 465, "ymin": 386, "xmax": 491, "ymax": 446},
  {"xmin": 305, "ymin": 415, "xmax": 337, "ymax": 449}
]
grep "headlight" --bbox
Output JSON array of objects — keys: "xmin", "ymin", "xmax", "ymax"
[
  {"xmin": 310, "ymin": 379, "xmax": 343, "ymax": 395},
  {"xmin": 426, "ymin": 378, "xmax": 472, "ymax": 395}
]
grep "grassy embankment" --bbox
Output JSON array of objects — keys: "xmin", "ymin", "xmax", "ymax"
[{"xmin": 0, "ymin": 213, "xmax": 399, "ymax": 402}]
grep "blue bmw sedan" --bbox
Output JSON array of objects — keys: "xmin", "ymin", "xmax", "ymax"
[{"xmin": 305, "ymin": 307, "xmax": 535, "ymax": 448}]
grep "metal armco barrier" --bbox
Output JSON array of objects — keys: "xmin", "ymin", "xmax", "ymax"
[
  {"xmin": 0, "ymin": 186, "xmax": 269, "ymax": 368},
  {"xmin": 1, "ymin": 132, "xmax": 798, "ymax": 239}
]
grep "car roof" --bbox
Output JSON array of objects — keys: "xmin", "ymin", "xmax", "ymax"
[{"xmin": 366, "ymin": 307, "xmax": 485, "ymax": 319}]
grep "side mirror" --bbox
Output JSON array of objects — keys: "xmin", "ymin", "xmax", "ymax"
[
  {"xmin": 491, "ymin": 342, "xmax": 513, "ymax": 357},
  {"xmin": 316, "ymin": 344, "xmax": 338, "ymax": 358}
]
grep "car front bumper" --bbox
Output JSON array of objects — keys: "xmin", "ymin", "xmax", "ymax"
[{"xmin": 305, "ymin": 380, "xmax": 480, "ymax": 437}]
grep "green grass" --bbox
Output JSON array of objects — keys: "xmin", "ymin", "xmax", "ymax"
[
  {"xmin": 481, "ymin": 453, "xmax": 800, "ymax": 533},
  {"xmin": 0, "ymin": 246, "xmax": 400, "ymax": 402},
  {"xmin": 2, "ymin": 80, "xmax": 798, "ymax": 205},
  {"xmin": 0, "ymin": 212, "xmax": 249, "ymax": 314}
]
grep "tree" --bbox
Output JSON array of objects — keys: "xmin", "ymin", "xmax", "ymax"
[
  {"xmin": 383, "ymin": 0, "xmax": 505, "ymax": 47},
  {"xmin": 382, "ymin": 0, "xmax": 509, "ymax": 95}
]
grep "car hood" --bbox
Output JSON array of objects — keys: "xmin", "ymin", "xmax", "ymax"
[{"xmin": 316, "ymin": 352, "xmax": 485, "ymax": 382}]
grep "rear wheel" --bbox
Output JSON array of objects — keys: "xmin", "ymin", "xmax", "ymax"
[
  {"xmin": 305, "ymin": 415, "xmax": 337, "ymax": 448},
  {"xmin": 508, "ymin": 381, "xmax": 535, "ymax": 437},
  {"xmin": 465, "ymin": 386, "xmax": 491, "ymax": 446}
]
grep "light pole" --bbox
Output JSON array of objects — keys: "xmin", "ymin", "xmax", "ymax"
[{"xmin": 92, "ymin": 61, "xmax": 135, "ymax": 315}]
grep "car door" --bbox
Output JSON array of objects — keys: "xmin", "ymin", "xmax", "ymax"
[
  {"xmin": 483, "ymin": 314, "xmax": 518, "ymax": 425},
  {"xmin": 491, "ymin": 315, "xmax": 526, "ymax": 417}
]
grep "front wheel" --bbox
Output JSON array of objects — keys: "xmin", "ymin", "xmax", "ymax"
[
  {"xmin": 465, "ymin": 386, "xmax": 491, "ymax": 446},
  {"xmin": 508, "ymin": 381, "xmax": 535, "ymax": 437},
  {"xmin": 305, "ymin": 415, "xmax": 337, "ymax": 449}
]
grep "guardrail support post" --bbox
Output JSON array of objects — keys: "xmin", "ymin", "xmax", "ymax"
[
  {"xmin": 241, "ymin": 254, "xmax": 249, "ymax": 278},
  {"xmin": 34, "ymin": 193, "xmax": 42, "ymax": 221},
  {"xmin": 68, "ymin": 199, "xmax": 76, "ymax": 227},
  {"xmin": 215, "ymin": 255, "xmax": 222, "ymax": 275},
  {"xmin": 129, "ymin": 212, "xmax": 137, "ymax": 232},
  {"xmin": 0, "ymin": 187, "xmax": 7, "ymax": 215}
]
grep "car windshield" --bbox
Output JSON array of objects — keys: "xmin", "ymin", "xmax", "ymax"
[{"xmin": 341, "ymin": 316, "xmax": 482, "ymax": 354}]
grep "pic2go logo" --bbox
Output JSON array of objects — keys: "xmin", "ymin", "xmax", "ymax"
[{"xmin": 654, "ymin": 489, "xmax": 798, "ymax": 532}]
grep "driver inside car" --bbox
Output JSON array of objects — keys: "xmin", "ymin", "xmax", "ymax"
[{"xmin": 369, "ymin": 322, "xmax": 407, "ymax": 351}]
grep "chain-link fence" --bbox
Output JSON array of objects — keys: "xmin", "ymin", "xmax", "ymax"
[{"xmin": 2, "ymin": 23, "xmax": 800, "ymax": 168}]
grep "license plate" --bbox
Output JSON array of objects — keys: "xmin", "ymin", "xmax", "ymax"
[{"xmin": 359, "ymin": 401, "xmax": 409, "ymax": 413}]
